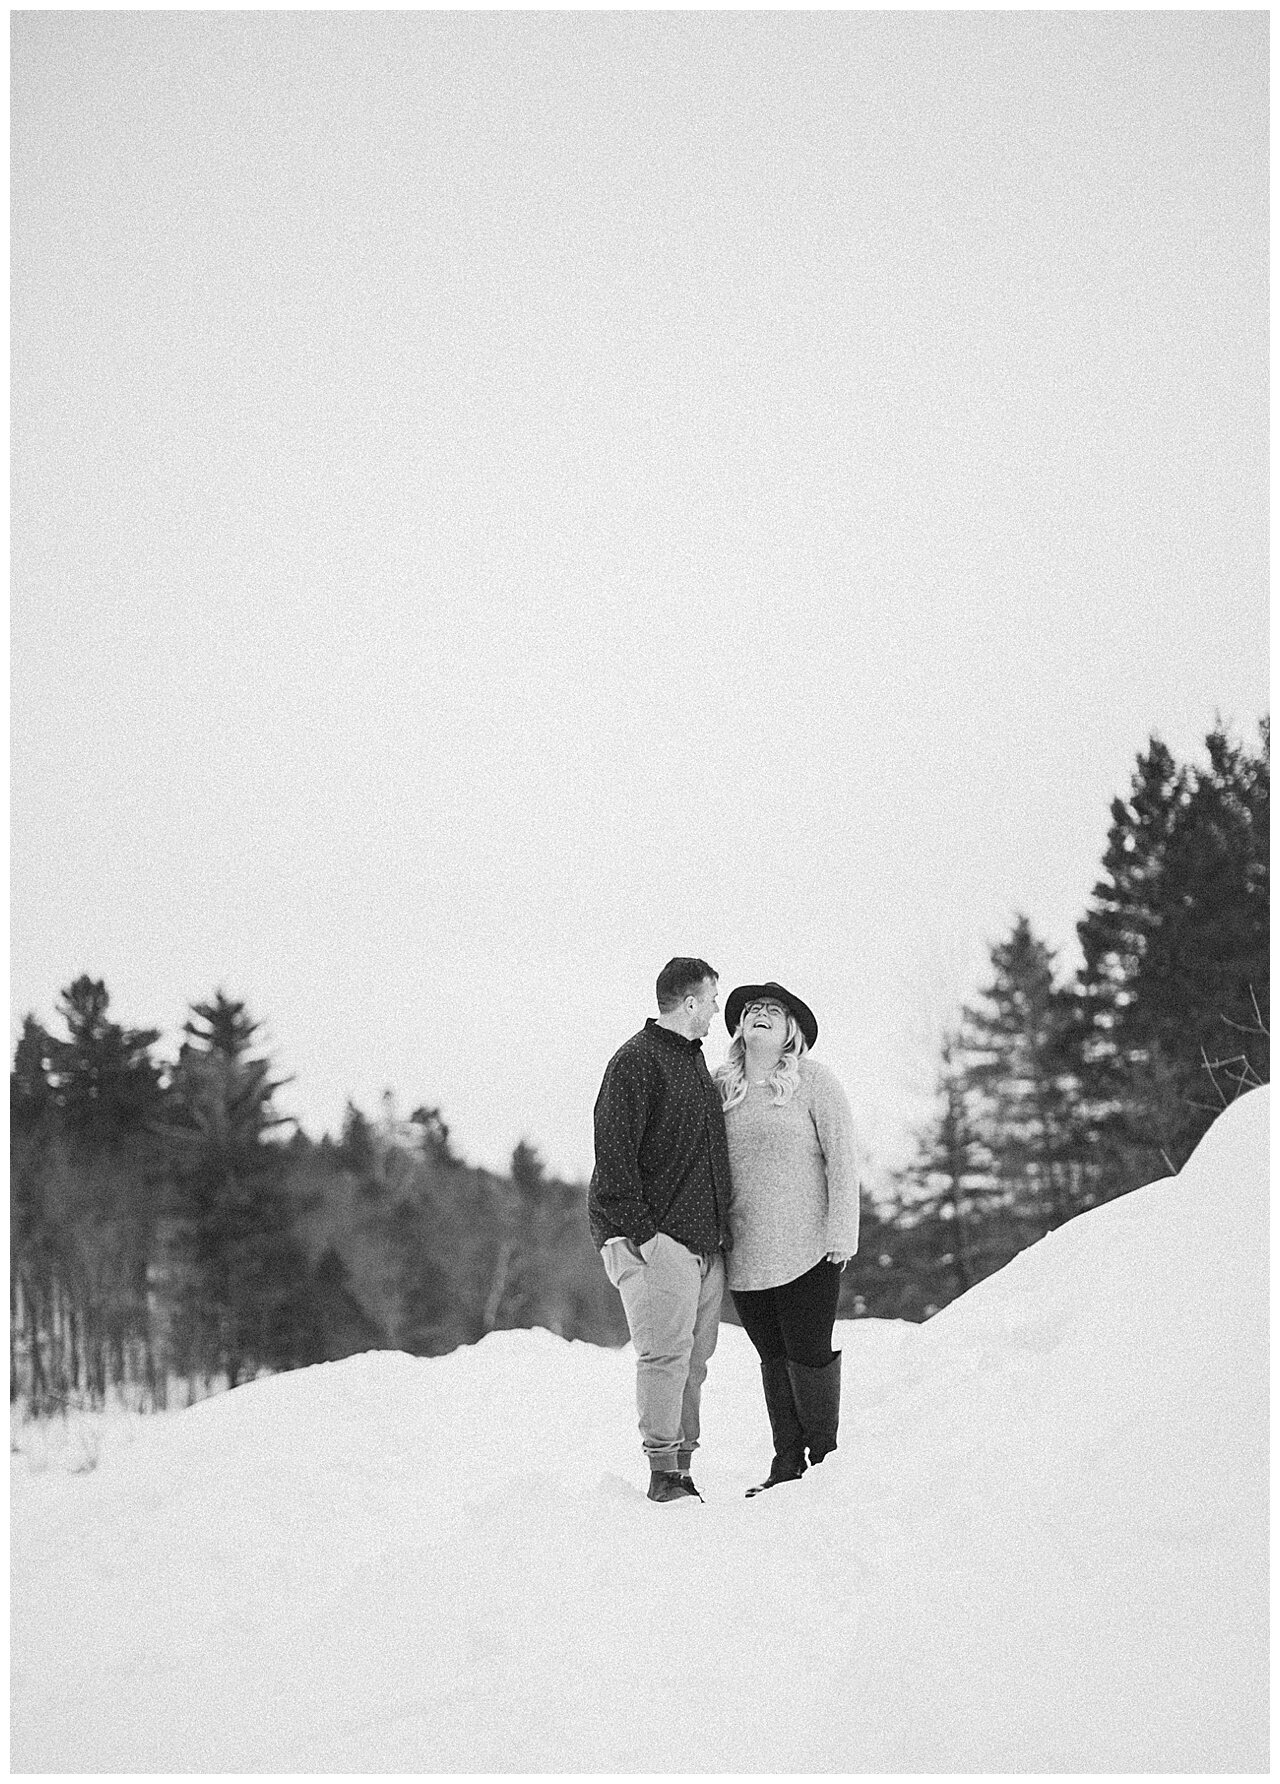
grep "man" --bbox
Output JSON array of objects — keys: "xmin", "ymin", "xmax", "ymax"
[{"xmin": 588, "ymin": 957, "xmax": 732, "ymax": 1503}]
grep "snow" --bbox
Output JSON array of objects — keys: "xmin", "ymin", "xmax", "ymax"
[{"xmin": 11, "ymin": 1088, "xmax": 1268, "ymax": 1772}]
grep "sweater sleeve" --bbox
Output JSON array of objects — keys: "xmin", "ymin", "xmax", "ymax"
[
  {"xmin": 590, "ymin": 1049, "xmax": 659, "ymax": 1246},
  {"xmin": 808, "ymin": 1062, "xmax": 862, "ymax": 1255}
]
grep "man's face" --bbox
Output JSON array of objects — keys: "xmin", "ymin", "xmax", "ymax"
[{"xmin": 686, "ymin": 976, "xmax": 719, "ymax": 1039}]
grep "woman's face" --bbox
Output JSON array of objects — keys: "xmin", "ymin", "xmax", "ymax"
[{"xmin": 741, "ymin": 998, "xmax": 789, "ymax": 1047}]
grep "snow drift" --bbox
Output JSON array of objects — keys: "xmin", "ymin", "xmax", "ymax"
[{"xmin": 11, "ymin": 1088, "xmax": 1268, "ymax": 1772}]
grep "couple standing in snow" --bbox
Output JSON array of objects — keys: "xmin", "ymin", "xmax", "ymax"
[{"xmin": 587, "ymin": 957, "xmax": 861, "ymax": 1503}]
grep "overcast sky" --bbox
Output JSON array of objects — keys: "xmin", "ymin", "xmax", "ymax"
[{"xmin": 11, "ymin": 9, "xmax": 1268, "ymax": 1185}]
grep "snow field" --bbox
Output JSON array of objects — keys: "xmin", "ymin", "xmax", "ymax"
[{"xmin": 10, "ymin": 1088, "xmax": 1268, "ymax": 1772}]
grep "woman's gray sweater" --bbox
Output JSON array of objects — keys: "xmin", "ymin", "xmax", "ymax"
[{"xmin": 722, "ymin": 1054, "xmax": 861, "ymax": 1292}]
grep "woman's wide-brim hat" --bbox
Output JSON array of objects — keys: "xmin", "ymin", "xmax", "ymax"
[{"xmin": 725, "ymin": 981, "xmax": 818, "ymax": 1051}]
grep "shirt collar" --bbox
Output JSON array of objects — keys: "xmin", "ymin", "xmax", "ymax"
[{"xmin": 644, "ymin": 1017, "xmax": 702, "ymax": 1054}]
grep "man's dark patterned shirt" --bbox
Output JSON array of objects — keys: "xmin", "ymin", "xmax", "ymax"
[{"xmin": 587, "ymin": 1018, "xmax": 731, "ymax": 1256}]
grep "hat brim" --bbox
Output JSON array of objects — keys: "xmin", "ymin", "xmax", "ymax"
[{"xmin": 725, "ymin": 982, "xmax": 818, "ymax": 1051}]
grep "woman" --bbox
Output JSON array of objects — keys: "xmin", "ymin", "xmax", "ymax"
[{"xmin": 714, "ymin": 981, "xmax": 861, "ymax": 1497}]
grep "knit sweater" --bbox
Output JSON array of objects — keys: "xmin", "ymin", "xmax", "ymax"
[{"xmin": 722, "ymin": 1054, "xmax": 861, "ymax": 1292}]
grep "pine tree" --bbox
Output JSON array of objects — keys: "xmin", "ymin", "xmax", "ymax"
[
  {"xmin": 494, "ymin": 1140, "xmax": 561, "ymax": 1332},
  {"xmin": 510, "ymin": 1139, "xmax": 546, "ymax": 1196},
  {"xmin": 1075, "ymin": 721, "xmax": 1269, "ymax": 1192},
  {"xmin": 1076, "ymin": 737, "xmax": 1188, "ymax": 1054},
  {"xmin": 962, "ymin": 915, "xmax": 1086, "ymax": 1237},
  {"xmin": 182, "ymin": 990, "xmax": 273, "ymax": 1065},
  {"xmin": 11, "ymin": 984, "xmax": 164, "ymax": 1409},
  {"xmin": 840, "ymin": 1199, "xmax": 939, "ymax": 1322},
  {"xmin": 47, "ymin": 976, "xmax": 162, "ymax": 1146},
  {"xmin": 157, "ymin": 992, "xmax": 310, "ymax": 1387},
  {"xmin": 408, "ymin": 1104, "xmax": 456, "ymax": 1166},
  {"xmin": 11, "ymin": 1015, "xmax": 56, "ymax": 1133},
  {"xmin": 1154, "ymin": 721, "xmax": 1269, "ymax": 1106},
  {"xmin": 895, "ymin": 1028, "xmax": 1004, "ymax": 1305},
  {"xmin": 339, "ymin": 1101, "xmax": 376, "ymax": 1176},
  {"xmin": 11, "ymin": 1016, "xmax": 60, "ymax": 1406}
]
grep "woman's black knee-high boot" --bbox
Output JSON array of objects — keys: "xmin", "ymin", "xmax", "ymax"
[
  {"xmin": 786, "ymin": 1351, "xmax": 841, "ymax": 1464},
  {"xmin": 745, "ymin": 1356, "xmax": 808, "ymax": 1497}
]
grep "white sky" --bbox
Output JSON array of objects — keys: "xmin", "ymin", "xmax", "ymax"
[{"xmin": 10, "ymin": 9, "xmax": 1268, "ymax": 1184}]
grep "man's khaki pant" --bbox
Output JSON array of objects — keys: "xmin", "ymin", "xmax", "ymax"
[{"xmin": 601, "ymin": 1231, "xmax": 724, "ymax": 1473}]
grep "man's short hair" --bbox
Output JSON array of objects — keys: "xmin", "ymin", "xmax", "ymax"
[{"xmin": 656, "ymin": 957, "xmax": 717, "ymax": 1012}]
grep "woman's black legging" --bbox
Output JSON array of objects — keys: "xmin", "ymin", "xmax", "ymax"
[{"xmin": 731, "ymin": 1258, "xmax": 842, "ymax": 1369}]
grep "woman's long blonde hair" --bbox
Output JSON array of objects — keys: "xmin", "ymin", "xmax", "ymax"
[{"xmin": 715, "ymin": 1010, "xmax": 807, "ymax": 1111}]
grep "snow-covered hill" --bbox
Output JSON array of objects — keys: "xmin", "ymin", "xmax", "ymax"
[{"xmin": 11, "ymin": 1089, "xmax": 1268, "ymax": 1772}]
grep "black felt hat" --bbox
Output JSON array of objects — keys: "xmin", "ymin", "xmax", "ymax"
[{"xmin": 724, "ymin": 981, "xmax": 818, "ymax": 1050}]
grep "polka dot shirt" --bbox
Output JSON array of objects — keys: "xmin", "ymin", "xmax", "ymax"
[{"xmin": 587, "ymin": 1019, "xmax": 731, "ymax": 1256}]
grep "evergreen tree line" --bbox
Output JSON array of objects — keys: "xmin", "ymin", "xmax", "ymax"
[
  {"xmin": 843, "ymin": 720, "xmax": 1269, "ymax": 1322},
  {"xmin": 10, "ymin": 720, "xmax": 1266, "ymax": 1411},
  {"xmin": 11, "ymin": 991, "xmax": 626, "ymax": 1414}
]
